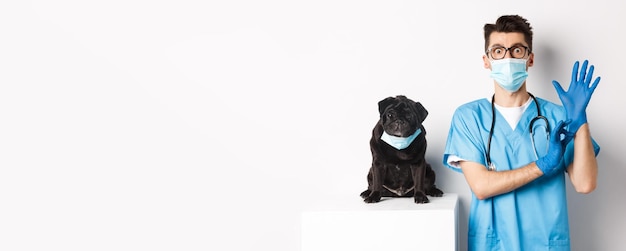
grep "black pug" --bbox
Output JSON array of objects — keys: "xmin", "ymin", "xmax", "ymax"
[{"xmin": 360, "ymin": 95, "xmax": 443, "ymax": 203}]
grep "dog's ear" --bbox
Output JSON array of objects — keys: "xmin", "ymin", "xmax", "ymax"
[
  {"xmin": 378, "ymin": 97, "xmax": 397, "ymax": 116},
  {"xmin": 414, "ymin": 101, "xmax": 428, "ymax": 123}
]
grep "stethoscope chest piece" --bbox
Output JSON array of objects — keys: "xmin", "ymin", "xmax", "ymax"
[{"xmin": 488, "ymin": 162, "xmax": 496, "ymax": 171}]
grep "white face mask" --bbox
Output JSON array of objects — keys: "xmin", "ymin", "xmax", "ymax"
[
  {"xmin": 380, "ymin": 128, "xmax": 422, "ymax": 150},
  {"xmin": 490, "ymin": 58, "xmax": 528, "ymax": 92}
]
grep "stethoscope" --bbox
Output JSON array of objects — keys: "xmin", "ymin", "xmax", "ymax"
[{"xmin": 486, "ymin": 92, "xmax": 550, "ymax": 171}]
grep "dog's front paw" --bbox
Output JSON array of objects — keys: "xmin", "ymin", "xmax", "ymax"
[
  {"xmin": 414, "ymin": 192, "xmax": 430, "ymax": 204},
  {"xmin": 360, "ymin": 190, "xmax": 371, "ymax": 199},
  {"xmin": 427, "ymin": 187, "xmax": 444, "ymax": 197},
  {"xmin": 363, "ymin": 191, "xmax": 382, "ymax": 203}
]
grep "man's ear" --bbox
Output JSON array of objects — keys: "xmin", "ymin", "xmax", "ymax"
[
  {"xmin": 483, "ymin": 54, "xmax": 491, "ymax": 69},
  {"xmin": 378, "ymin": 97, "xmax": 396, "ymax": 116},
  {"xmin": 414, "ymin": 101, "xmax": 428, "ymax": 123}
]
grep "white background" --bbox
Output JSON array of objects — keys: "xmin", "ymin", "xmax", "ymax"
[{"xmin": 1, "ymin": 1, "xmax": 624, "ymax": 250}]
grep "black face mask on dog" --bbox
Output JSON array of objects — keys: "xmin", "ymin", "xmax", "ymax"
[{"xmin": 380, "ymin": 128, "xmax": 422, "ymax": 150}]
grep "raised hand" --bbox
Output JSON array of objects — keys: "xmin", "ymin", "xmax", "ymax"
[{"xmin": 552, "ymin": 60, "xmax": 601, "ymax": 133}]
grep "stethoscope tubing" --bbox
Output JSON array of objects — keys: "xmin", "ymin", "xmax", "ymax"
[{"xmin": 486, "ymin": 92, "xmax": 550, "ymax": 171}]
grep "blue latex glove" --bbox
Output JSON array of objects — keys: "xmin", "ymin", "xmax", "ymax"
[
  {"xmin": 552, "ymin": 60, "xmax": 601, "ymax": 133},
  {"xmin": 536, "ymin": 120, "xmax": 575, "ymax": 176}
]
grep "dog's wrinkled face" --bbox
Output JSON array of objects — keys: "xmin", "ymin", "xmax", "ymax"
[{"xmin": 379, "ymin": 95, "xmax": 428, "ymax": 137}]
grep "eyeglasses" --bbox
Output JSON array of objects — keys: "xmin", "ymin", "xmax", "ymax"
[{"xmin": 486, "ymin": 45, "xmax": 530, "ymax": 60}]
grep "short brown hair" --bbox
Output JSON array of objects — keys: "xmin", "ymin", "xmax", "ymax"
[{"xmin": 484, "ymin": 15, "xmax": 533, "ymax": 54}]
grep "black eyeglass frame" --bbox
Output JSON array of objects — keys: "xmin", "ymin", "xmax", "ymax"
[{"xmin": 485, "ymin": 45, "xmax": 531, "ymax": 60}]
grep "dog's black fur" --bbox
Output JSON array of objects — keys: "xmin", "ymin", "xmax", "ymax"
[{"xmin": 360, "ymin": 95, "xmax": 443, "ymax": 203}]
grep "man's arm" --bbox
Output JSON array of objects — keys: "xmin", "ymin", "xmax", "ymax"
[
  {"xmin": 566, "ymin": 123, "xmax": 598, "ymax": 193},
  {"xmin": 459, "ymin": 161, "xmax": 543, "ymax": 200},
  {"xmin": 459, "ymin": 120, "xmax": 573, "ymax": 200},
  {"xmin": 552, "ymin": 59, "xmax": 600, "ymax": 194}
]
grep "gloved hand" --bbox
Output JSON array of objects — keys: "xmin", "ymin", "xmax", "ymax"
[
  {"xmin": 536, "ymin": 120, "xmax": 575, "ymax": 176},
  {"xmin": 552, "ymin": 60, "xmax": 601, "ymax": 133}
]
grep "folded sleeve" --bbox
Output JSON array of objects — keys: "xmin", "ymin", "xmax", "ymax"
[{"xmin": 442, "ymin": 106, "xmax": 489, "ymax": 173}]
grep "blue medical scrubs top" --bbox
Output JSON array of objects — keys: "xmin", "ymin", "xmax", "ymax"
[{"xmin": 443, "ymin": 97, "xmax": 600, "ymax": 251}]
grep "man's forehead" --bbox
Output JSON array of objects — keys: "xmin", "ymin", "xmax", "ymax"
[{"xmin": 489, "ymin": 32, "xmax": 526, "ymax": 46}]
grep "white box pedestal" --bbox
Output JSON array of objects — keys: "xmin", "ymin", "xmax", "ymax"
[{"xmin": 301, "ymin": 193, "xmax": 458, "ymax": 251}]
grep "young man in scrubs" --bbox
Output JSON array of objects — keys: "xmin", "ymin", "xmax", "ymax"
[{"xmin": 443, "ymin": 15, "xmax": 601, "ymax": 250}]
